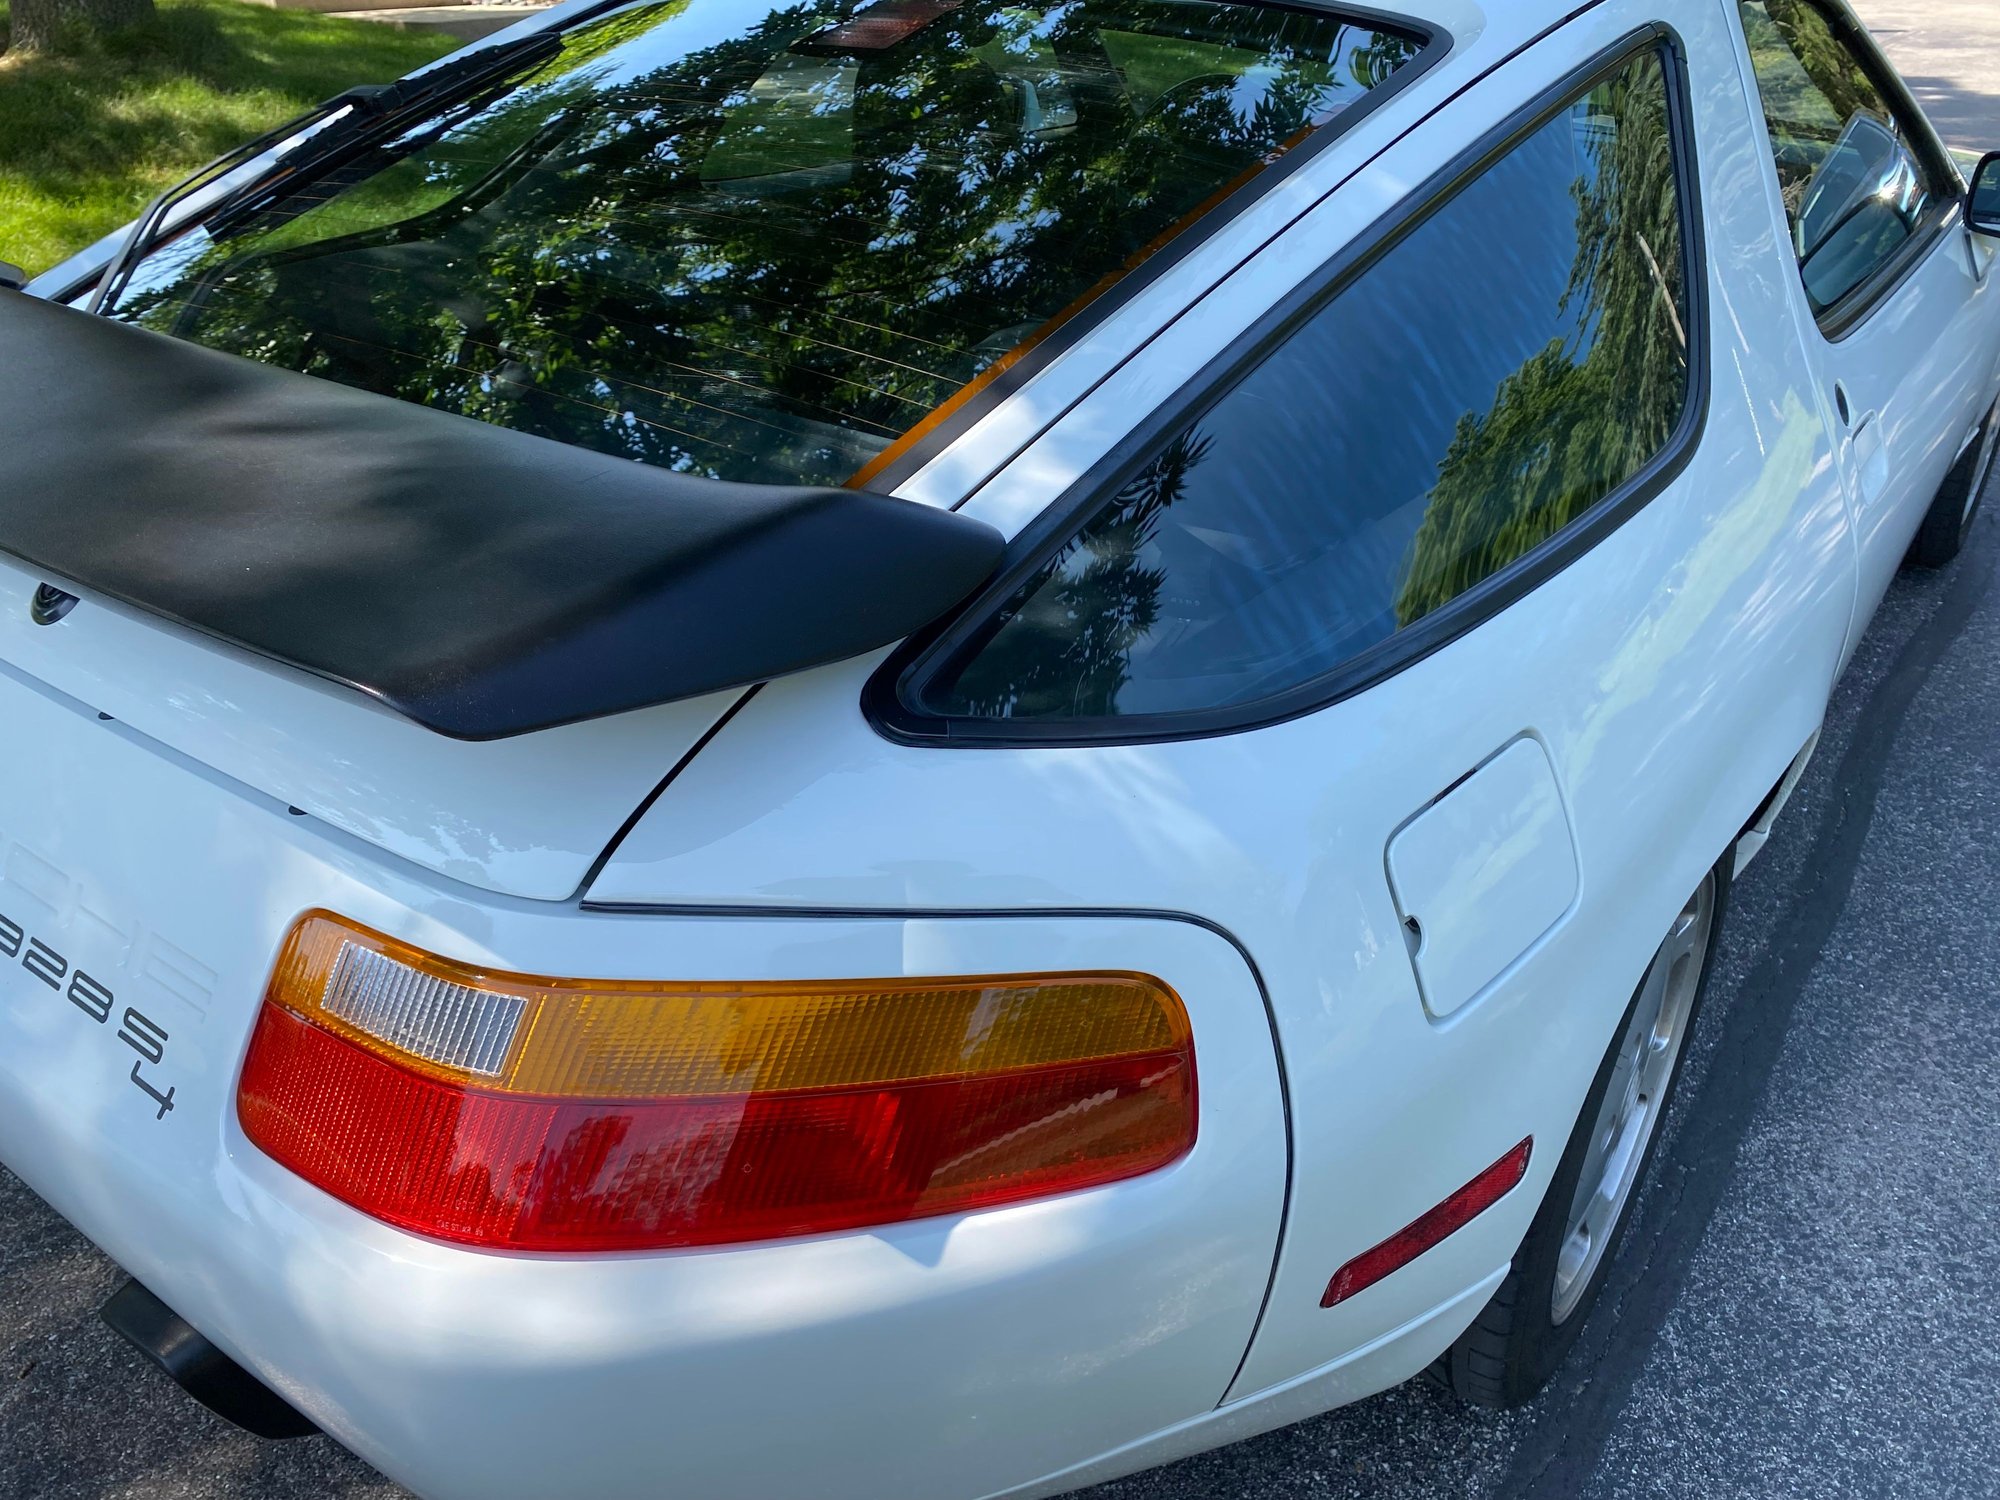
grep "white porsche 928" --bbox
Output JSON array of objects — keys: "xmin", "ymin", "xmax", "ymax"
[{"xmin": 2, "ymin": 0, "xmax": 1997, "ymax": 1493}]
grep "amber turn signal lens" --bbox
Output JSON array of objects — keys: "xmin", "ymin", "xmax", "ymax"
[{"xmin": 238, "ymin": 912, "xmax": 1196, "ymax": 1251}]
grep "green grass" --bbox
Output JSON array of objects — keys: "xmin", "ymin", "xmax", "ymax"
[{"xmin": 0, "ymin": 0, "xmax": 454, "ymax": 276}]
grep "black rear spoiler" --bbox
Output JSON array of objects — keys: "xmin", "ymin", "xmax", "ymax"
[{"xmin": 0, "ymin": 294, "xmax": 1003, "ymax": 739}]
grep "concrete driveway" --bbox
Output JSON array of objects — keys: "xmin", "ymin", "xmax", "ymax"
[
  {"xmin": 2, "ymin": 5, "xmax": 1998, "ymax": 1500},
  {"xmin": 1858, "ymin": 0, "xmax": 1999, "ymax": 151}
]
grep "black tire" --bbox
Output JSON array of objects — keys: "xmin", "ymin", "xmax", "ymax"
[
  {"xmin": 1907, "ymin": 396, "xmax": 1998, "ymax": 570},
  {"xmin": 1434, "ymin": 857, "xmax": 1732, "ymax": 1408}
]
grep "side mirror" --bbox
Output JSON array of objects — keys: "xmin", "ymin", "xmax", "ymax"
[
  {"xmin": 0, "ymin": 262, "xmax": 25, "ymax": 292},
  {"xmin": 1970, "ymin": 152, "xmax": 2000, "ymax": 239}
]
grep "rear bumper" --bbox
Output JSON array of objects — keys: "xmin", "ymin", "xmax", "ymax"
[{"xmin": 0, "ymin": 660, "xmax": 1287, "ymax": 1500}]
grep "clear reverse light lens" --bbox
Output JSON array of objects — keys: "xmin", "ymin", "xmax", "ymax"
[{"xmin": 322, "ymin": 941, "xmax": 525, "ymax": 1077}]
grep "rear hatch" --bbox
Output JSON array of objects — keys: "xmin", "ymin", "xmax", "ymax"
[
  {"xmin": 0, "ymin": 290, "xmax": 999, "ymax": 901},
  {"xmin": 0, "ymin": 0, "xmax": 1436, "ymax": 900}
]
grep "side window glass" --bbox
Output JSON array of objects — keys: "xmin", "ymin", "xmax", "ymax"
[
  {"xmin": 907, "ymin": 45, "xmax": 1692, "ymax": 726},
  {"xmin": 1738, "ymin": 0, "xmax": 1943, "ymax": 314}
]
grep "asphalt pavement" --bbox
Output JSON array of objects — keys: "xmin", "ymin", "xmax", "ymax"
[
  {"xmin": 3, "ymin": 6, "xmax": 1999, "ymax": 1499},
  {"xmin": 1854, "ymin": 0, "xmax": 1998, "ymax": 152}
]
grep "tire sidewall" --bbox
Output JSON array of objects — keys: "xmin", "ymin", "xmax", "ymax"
[
  {"xmin": 1967, "ymin": 401, "xmax": 1999, "ymax": 536},
  {"xmin": 1914, "ymin": 394, "xmax": 2000, "ymax": 567}
]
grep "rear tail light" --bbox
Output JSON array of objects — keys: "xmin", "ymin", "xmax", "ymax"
[{"xmin": 238, "ymin": 912, "xmax": 1196, "ymax": 1251}]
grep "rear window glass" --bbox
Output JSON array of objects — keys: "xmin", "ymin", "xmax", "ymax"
[{"xmin": 109, "ymin": 0, "xmax": 1424, "ymax": 487}]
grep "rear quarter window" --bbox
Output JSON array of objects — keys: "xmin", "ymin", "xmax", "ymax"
[{"xmin": 890, "ymin": 38, "xmax": 1699, "ymax": 736}]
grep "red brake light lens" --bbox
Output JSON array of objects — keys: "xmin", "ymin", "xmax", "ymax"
[{"xmin": 238, "ymin": 913, "xmax": 1196, "ymax": 1252}]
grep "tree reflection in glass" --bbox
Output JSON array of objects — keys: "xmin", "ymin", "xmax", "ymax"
[
  {"xmin": 111, "ymin": 0, "xmax": 1422, "ymax": 487},
  {"xmin": 922, "ymin": 47, "xmax": 1691, "ymax": 724}
]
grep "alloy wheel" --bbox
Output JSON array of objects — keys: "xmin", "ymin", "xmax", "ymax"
[{"xmin": 1551, "ymin": 873, "xmax": 1717, "ymax": 1325}]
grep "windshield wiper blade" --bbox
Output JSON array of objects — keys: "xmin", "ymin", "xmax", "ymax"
[
  {"xmin": 87, "ymin": 22, "xmax": 578, "ymax": 318},
  {"xmin": 205, "ymin": 30, "xmax": 572, "ymax": 236}
]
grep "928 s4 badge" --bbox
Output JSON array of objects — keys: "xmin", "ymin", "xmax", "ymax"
[{"xmin": 0, "ymin": 906, "xmax": 176, "ymax": 1119}]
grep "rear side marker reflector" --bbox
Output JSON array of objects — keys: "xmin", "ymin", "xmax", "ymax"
[
  {"xmin": 1319, "ymin": 1138, "xmax": 1532, "ymax": 1309},
  {"xmin": 238, "ymin": 913, "xmax": 1196, "ymax": 1252}
]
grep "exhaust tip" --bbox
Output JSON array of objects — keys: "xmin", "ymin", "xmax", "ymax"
[{"xmin": 100, "ymin": 1279, "xmax": 318, "ymax": 1440}]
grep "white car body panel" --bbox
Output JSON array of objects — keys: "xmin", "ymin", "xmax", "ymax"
[
  {"xmin": 1, "ymin": 0, "xmax": 1997, "ymax": 1495},
  {"xmin": 1806, "ymin": 206, "xmax": 1999, "ymax": 663},
  {"xmin": 0, "ymin": 661, "xmax": 1285, "ymax": 1500},
  {"xmin": 993, "ymin": 1264, "xmax": 1511, "ymax": 1500},
  {"xmin": 0, "ymin": 555, "xmax": 739, "ymax": 900},
  {"xmin": 588, "ymin": 0, "xmax": 1898, "ymax": 1400}
]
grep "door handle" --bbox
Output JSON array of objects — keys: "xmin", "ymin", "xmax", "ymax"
[{"xmin": 1832, "ymin": 381, "xmax": 1880, "ymax": 431}]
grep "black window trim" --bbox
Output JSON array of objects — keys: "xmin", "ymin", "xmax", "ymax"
[
  {"xmin": 851, "ymin": 0, "xmax": 1454, "ymax": 495},
  {"xmin": 864, "ymin": 22, "xmax": 1713, "ymax": 750},
  {"xmin": 1736, "ymin": 0, "xmax": 1966, "ymax": 343}
]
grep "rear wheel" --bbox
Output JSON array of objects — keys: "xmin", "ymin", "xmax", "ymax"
[
  {"xmin": 1907, "ymin": 397, "xmax": 1998, "ymax": 570},
  {"xmin": 1436, "ymin": 863, "xmax": 1727, "ymax": 1407}
]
